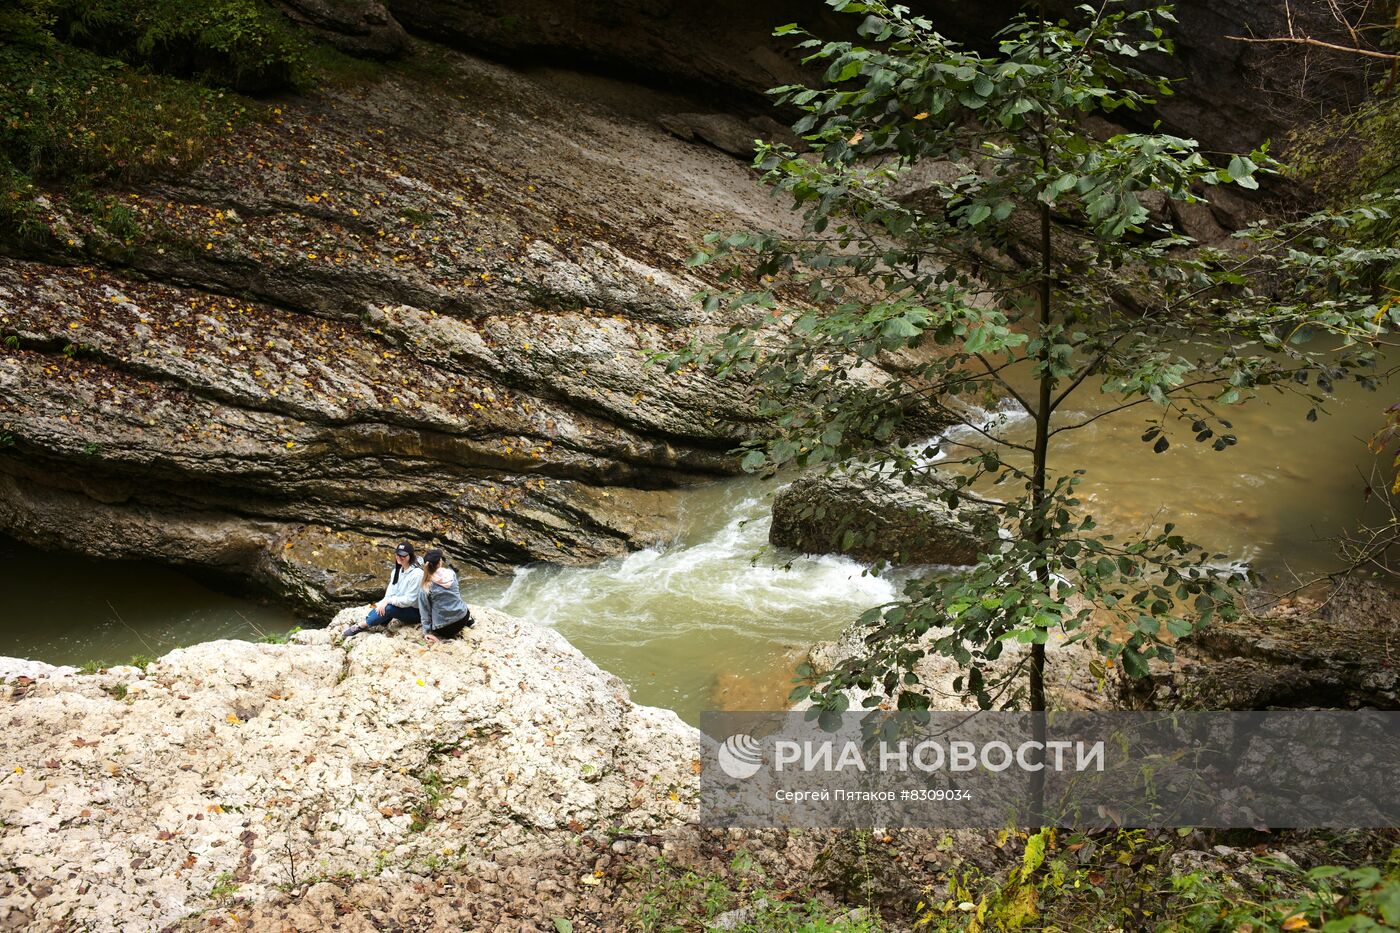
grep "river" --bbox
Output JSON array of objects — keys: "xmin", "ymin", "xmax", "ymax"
[{"xmin": 0, "ymin": 366, "xmax": 1391, "ymax": 723}]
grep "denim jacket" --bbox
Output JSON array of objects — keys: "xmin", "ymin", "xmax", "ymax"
[{"xmin": 417, "ymin": 569, "xmax": 471, "ymax": 633}]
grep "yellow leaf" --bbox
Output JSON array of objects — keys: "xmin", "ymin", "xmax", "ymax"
[
  {"xmin": 913, "ymin": 112, "xmax": 929, "ymax": 120},
  {"xmin": 1281, "ymin": 916, "xmax": 1312, "ymax": 931},
  {"xmin": 226, "ymin": 714, "xmax": 240, "ymax": 724}
]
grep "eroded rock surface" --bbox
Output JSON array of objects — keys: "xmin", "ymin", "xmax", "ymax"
[
  {"xmin": 274, "ymin": 0, "xmax": 409, "ymax": 58},
  {"xmin": 0, "ymin": 51, "xmax": 805, "ymax": 610},
  {"xmin": 770, "ymin": 469, "xmax": 997, "ymax": 567},
  {"xmin": 1123, "ymin": 580, "xmax": 1400, "ymax": 710},
  {"xmin": 0, "ymin": 607, "xmax": 699, "ymax": 932}
]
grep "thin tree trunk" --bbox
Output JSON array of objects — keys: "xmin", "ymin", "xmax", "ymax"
[
  {"xmin": 1028, "ymin": 197, "xmax": 1053, "ymax": 828},
  {"xmin": 1031, "ymin": 196, "xmax": 1052, "ymax": 717}
]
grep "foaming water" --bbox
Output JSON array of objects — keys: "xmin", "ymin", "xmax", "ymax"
[
  {"xmin": 466, "ymin": 359, "xmax": 1392, "ymax": 725},
  {"xmin": 2, "ymin": 350, "xmax": 1385, "ymax": 726},
  {"xmin": 462, "ymin": 479, "xmax": 898, "ymax": 723}
]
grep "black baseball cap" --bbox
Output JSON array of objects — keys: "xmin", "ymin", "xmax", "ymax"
[{"xmin": 395, "ymin": 542, "xmax": 413, "ymax": 557}]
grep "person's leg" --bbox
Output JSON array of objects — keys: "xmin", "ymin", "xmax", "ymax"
[
  {"xmin": 343, "ymin": 607, "xmax": 380, "ymax": 639},
  {"xmin": 382, "ymin": 604, "xmax": 422, "ymax": 628},
  {"xmin": 433, "ymin": 617, "xmax": 469, "ymax": 640},
  {"xmin": 365, "ymin": 606, "xmax": 387, "ymax": 627}
]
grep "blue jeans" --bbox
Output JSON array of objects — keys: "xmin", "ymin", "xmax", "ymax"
[{"xmin": 367, "ymin": 604, "xmax": 421, "ymax": 628}]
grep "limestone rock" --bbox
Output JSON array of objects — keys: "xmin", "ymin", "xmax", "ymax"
[
  {"xmin": 0, "ymin": 606, "xmax": 700, "ymax": 932},
  {"xmin": 0, "ymin": 52, "xmax": 795, "ymax": 610},
  {"xmin": 770, "ymin": 470, "xmax": 996, "ymax": 567},
  {"xmin": 658, "ymin": 113, "xmax": 762, "ymax": 158}
]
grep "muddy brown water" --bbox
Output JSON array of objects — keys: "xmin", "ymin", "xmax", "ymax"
[{"xmin": 0, "ymin": 365, "xmax": 1391, "ymax": 724}]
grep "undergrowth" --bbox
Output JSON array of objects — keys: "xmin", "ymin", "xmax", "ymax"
[
  {"xmin": 629, "ymin": 850, "xmax": 883, "ymax": 933},
  {"xmin": 0, "ymin": 0, "xmax": 395, "ymax": 248},
  {"xmin": 915, "ymin": 829, "xmax": 1400, "ymax": 932}
]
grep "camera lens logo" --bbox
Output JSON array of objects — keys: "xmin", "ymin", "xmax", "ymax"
[{"xmin": 717, "ymin": 734, "xmax": 764, "ymax": 779}]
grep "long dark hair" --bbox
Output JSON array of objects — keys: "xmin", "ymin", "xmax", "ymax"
[
  {"xmin": 392, "ymin": 543, "xmax": 418, "ymax": 585},
  {"xmin": 421, "ymin": 548, "xmax": 445, "ymax": 590}
]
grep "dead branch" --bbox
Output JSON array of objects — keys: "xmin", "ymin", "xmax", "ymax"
[{"xmin": 1225, "ymin": 34, "xmax": 1400, "ymax": 61}]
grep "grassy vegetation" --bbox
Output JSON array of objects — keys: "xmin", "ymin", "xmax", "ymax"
[
  {"xmin": 629, "ymin": 851, "xmax": 884, "ymax": 933},
  {"xmin": 408, "ymin": 769, "xmax": 449, "ymax": 833},
  {"xmin": 624, "ymin": 833, "xmax": 1400, "ymax": 932},
  {"xmin": 912, "ymin": 829, "xmax": 1400, "ymax": 932},
  {"xmin": 0, "ymin": 0, "xmax": 396, "ymax": 247},
  {"xmin": 257, "ymin": 625, "xmax": 302, "ymax": 645}
]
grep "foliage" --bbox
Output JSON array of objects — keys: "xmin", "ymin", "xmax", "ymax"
[
  {"xmin": 14, "ymin": 0, "xmax": 306, "ymax": 91},
  {"xmin": 917, "ymin": 829, "xmax": 1182, "ymax": 932},
  {"xmin": 666, "ymin": 0, "xmax": 1400, "ymax": 715},
  {"xmin": 257, "ymin": 625, "xmax": 302, "ymax": 645},
  {"xmin": 0, "ymin": 0, "xmax": 390, "ymax": 248},
  {"xmin": 1171, "ymin": 851, "xmax": 1400, "ymax": 932},
  {"xmin": 1284, "ymin": 3, "xmax": 1400, "ymax": 290},
  {"xmin": 629, "ymin": 851, "xmax": 884, "ymax": 932},
  {"xmin": 916, "ymin": 830, "xmax": 1400, "ymax": 932}
]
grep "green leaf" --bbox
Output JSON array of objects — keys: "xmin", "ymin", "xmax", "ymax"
[
  {"xmin": 553, "ymin": 920, "xmax": 574, "ymax": 933},
  {"xmin": 1119, "ymin": 648, "xmax": 1149, "ymax": 679}
]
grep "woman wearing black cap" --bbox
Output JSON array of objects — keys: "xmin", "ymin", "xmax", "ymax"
[
  {"xmin": 417, "ymin": 548, "xmax": 473, "ymax": 642},
  {"xmin": 342, "ymin": 542, "xmax": 423, "ymax": 638}
]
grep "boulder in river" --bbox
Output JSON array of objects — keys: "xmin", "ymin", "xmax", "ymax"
[
  {"xmin": 0, "ymin": 607, "xmax": 699, "ymax": 932},
  {"xmin": 769, "ymin": 469, "xmax": 998, "ymax": 567}
]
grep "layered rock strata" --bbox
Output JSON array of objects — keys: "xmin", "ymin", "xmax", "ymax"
[{"xmin": 0, "ymin": 54, "xmax": 802, "ymax": 610}]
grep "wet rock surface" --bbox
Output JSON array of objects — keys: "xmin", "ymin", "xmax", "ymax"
[
  {"xmin": 0, "ymin": 50, "xmax": 803, "ymax": 611},
  {"xmin": 0, "ymin": 607, "xmax": 699, "ymax": 932},
  {"xmin": 770, "ymin": 469, "xmax": 997, "ymax": 567}
]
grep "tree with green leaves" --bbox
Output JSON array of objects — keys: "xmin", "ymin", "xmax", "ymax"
[{"xmin": 665, "ymin": 0, "xmax": 1400, "ymax": 717}]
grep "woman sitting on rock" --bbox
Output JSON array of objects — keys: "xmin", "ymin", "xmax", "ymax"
[
  {"xmin": 342, "ymin": 542, "xmax": 422, "ymax": 638},
  {"xmin": 417, "ymin": 548, "xmax": 473, "ymax": 642}
]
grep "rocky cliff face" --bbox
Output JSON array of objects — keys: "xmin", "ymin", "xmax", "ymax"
[
  {"xmin": 0, "ymin": 607, "xmax": 700, "ymax": 932},
  {"xmin": 376, "ymin": 0, "xmax": 1377, "ymax": 155},
  {"xmin": 0, "ymin": 53, "xmax": 805, "ymax": 611},
  {"xmin": 1, "ymin": 1, "xmax": 1373, "ymax": 612}
]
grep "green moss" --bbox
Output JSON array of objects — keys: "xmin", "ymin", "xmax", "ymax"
[{"xmin": 0, "ymin": 0, "xmax": 398, "ymax": 249}]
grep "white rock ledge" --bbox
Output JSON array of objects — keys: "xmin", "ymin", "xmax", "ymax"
[{"xmin": 0, "ymin": 607, "xmax": 700, "ymax": 932}]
